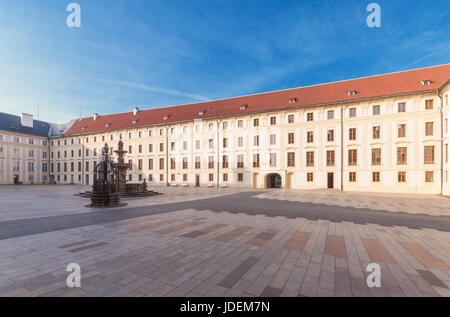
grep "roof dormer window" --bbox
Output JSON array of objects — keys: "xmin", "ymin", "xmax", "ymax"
[
  {"xmin": 199, "ymin": 111, "xmax": 206, "ymax": 116},
  {"xmin": 419, "ymin": 80, "xmax": 432, "ymax": 86},
  {"xmin": 347, "ymin": 91, "xmax": 358, "ymax": 96},
  {"xmin": 163, "ymin": 115, "xmax": 171, "ymax": 120},
  {"xmin": 289, "ymin": 98, "xmax": 297, "ymax": 104},
  {"xmin": 240, "ymin": 104, "xmax": 248, "ymax": 110},
  {"xmin": 105, "ymin": 123, "xmax": 111, "ymax": 128}
]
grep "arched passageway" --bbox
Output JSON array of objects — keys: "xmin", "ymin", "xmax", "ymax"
[{"xmin": 266, "ymin": 173, "xmax": 282, "ymax": 188}]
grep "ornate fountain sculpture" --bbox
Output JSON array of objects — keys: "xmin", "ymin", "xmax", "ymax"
[
  {"xmin": 114, "ymin": 140, "xmax": 129, "ymax": 193},
  {"xmin": 88, "ymin": 143, "xmax": 124, "ymax": 207}
]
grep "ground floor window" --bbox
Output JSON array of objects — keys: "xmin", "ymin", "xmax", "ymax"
[
  {"xmin": 171, "ymin": 174, "xmax": 175, "ymax": 182},
  {"xmin": 160, "ymin": 174, "xmax": 164, "ymax": 182},
  {"xmin": 183, "ymin": 174, "xmax": 187, "ymax": 182},
  {"xmin": 237, "ymin": 173, "xmax": 243, "ymax": 182},
  {"xmin": 372, "ymin": 172, "xmax": 380, "ymax": 182},
  {"xmin": 349, "ymin": 172, "xmax": 356, "ymax": 182},
  {"xmin": 425, "ymin": 171, "xmax": 434, "ymax": 183},
  {"xmin": 307, "ymin": 172, "xmax": 314, "ymax": 182},
  {"xmin": 398, "ymin": 172, "xmax": 406, "ymax": 183},
  {"xmin": 139, "ymin": 174, "xmax": 142, "ymax": 181},
  {"xmin": 148, "ymin": 174, "xmax": 153, "ymax": 182},
  {"xmin": 209, "ymin": 174, "xmax": 214, "ymax": 182},
  {"xmin": 223, "ymin": 173, "xmax": 228, "ymax": 182}
]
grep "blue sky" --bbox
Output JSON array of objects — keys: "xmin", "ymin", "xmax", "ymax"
[{"xmin": 0, "ymin": 0, "xmax": 449, "ymax": 123}]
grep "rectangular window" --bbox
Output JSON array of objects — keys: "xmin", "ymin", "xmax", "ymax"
[
  {"xmin": 373, "ymin": 172, "xmax": 380, "ymax": 183},
  {"xmin": 424, "ymin": 146, "xmax": 435, "ymax": 164},
  {"xmin": 307, "ymin": 113, "xmax": 314, "ymax": 122},
  {"xmin": 398, "ymin": 124, "xmax": 406, "ymax": 138},
  {"xmin": 425, "ymin": 122, "xmax": 434, "ymax": 136},
  {"xmin": 349, "ymin": 108, "xmax": 356, "ymax": 118},
  {"xmin": 372, "ymin": 148, "xmax": 381, "ymax": 165},
  {"xmin": 148, "ymin": 159, "xmax": 153, "ymax": 170},
  {"xmin": 373, "ymin": 105, "xmax": 380, "ymax": 115},
  {"xmin": 306, "ymin": 151, "xmax": 314, "ymax": 167},
  {"xmin": 223, "ymin": 138, "xmax": 228, "ymax": 148},
  {"xmin": 183, "ymin": 174, "xmax": 187, "ymax": 182},
  {"xmin": 209, "ymin": 174, "xmax": 214, "ymax": 182},
  {"xmin": 425, "ymin": 171, "xmax": 434, "ymax": 183},
  {"xmin": 222, "ymin": 155, "xmax": 229, "ymax": 168},
  {"xmin": 170, "ymin": 158, "xmax": 176, "ymax": 170},
  {"xmin": 270, "ymin": 153, "xmax": 277, "ymax": 167},
  {"xmin": 237, "ymin": 155, "xmax": 244, "ymax": 168},
  {"xmin": 373, "ymin": 126, "xmax": 380, "ymax": 139},
  {"xmin": 254, "ymin": 135, "xmax": 259, "ymax": 146},
  {"xmin": 446, "ymin": 144, "xmax": 448, "ymax": 163},
  {"xmin": 238, "ymin": 120, "xmax": 244, "ymax": 128},
  {"xmin": 160, "ymin": 143, "xmax": 164, "ymax": 152},
  {"xmin": 253, "ymin": 118, "xmax": 259, "ymax": 127},
  {"xmin": 171, "ymin": 142, "xmax": 175, "ymax": 151},
  {"xmin": 398, "ymin": 172, "xmax": 406, "ymax": 183},
  {"xmin": 288, "ymin": 115, "xmax": 294, "ymax": 123},
  {"xmin": 253, "ymin": 154, "xmax": 260, "ymax": 168},
  {"xmin": 159, "ymin": 158, "xmax": 164, "ymax": 170},
  {"xmin": 327, "ymin": 129, "xmax": 334, "ymax": 142},
  {"xmin": 287, "ymin": 152, "xmax": 295, "ymax": 167},
  {"xmin": 182, "ymin": 157, "xmax": 188, "ymax": 169},
  {"xmin": 139, "ymin": 144, "xmax": 142, "ymax": 153},
  {"xmin": 398, "ymin": 102, "xmax": 406, "ymax": 113},
  {"xmin": 270, "ymin": 117, "xmax": 276, "ymax": 125},
  {"xmin": 348, "ymin": 149, "xmax": 357, "ymax": 166},
  {"xmin": 195, "ymin": 157, "xmax": 201, "ymax": 169},
  {"xmin": 223, "ymin": 173, "xmax": 228, "ymax": 182},
  {"xmin": 208, "ymin": 156, "xmax": 214, "ymax": 169},
  {"xmin": 183, "ymin": 141, "xmax": 188, "ymax": 151},
  {"xmin": 349, "ymin": 172, "xmax": 357, "ymax": 182},
  {"xmin": 238, "ymin": 137, "xmax": 244, "ymax": 147},
  {"xmin": 138, "ymin": 159, "xmax": 143, "ymax": 170},
  {"xmin": 238, "ymin": 173, "xmax": 243, "ymax": 182},
  {"xmin": 349, "ymin": 128, "xmax": 356, "ymax": 141},
  {"xmin": 397, "ymin": 147, "xmax": 407, "ymax": 165},
  {"xmin": 425, "ymin": 99, "xmax": 434, "ymax": 110},
  {"xmin": 270, "ymin": 134, "xmax": 276, "ymax": 145},
  {"xmin": 160, "ymin": 174, "xmax": 164, "ymax": 182},
  {"xmin": 327, "ymin": 151, "xmax": 335, "ymax": 166},
  {"xmin": 327, "ymin": 110, "xmax": 334, "ymax": 120},
  {"xmin": 288, "ymin": 133, "xmax": 295, "ymax": 144},
  {"xmin": 307, "ymin": 131, "xmax": 314, "ymax": 143},
  {"xmin": 307, "ymin": 172, "xmax": 314, "ymax": 182},
  {"xmin": 223, "ymin": 122, "xmax": 228, "ymax": 130},
  {"xmin": 196, "ymin": 140, "xmax": 200, "ymax": 150},
  {"xmin": 209, "ymin": 139, "xmax": 214, "ymax": 149}
]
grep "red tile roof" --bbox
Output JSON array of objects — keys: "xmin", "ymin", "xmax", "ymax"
[{"xmin": 64, "ymin": 64, "xmax": 450, "ymax": 136}]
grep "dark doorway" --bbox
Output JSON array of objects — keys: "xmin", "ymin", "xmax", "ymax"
[
  {"xmin": 13, "ymin": 175, "xmax": 19, "ymax": 185},
  {"xmin": 267, "ymin": 174, "xmax": 282, "ymax": 188},
  {"xmin": 327, "ymin": 173, "xmax": 334, "ymax": 189},
  {"xmin": 195, "ymin": 175, "xmax": 200, "ymax": 187}
]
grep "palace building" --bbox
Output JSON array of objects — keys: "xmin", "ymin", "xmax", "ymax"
[{"xmin": 1, "ymin": 64, "xmax": 449, "ymax": 195}]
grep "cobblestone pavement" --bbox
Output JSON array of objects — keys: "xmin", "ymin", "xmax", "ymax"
[
  {"xmin": 255, "ymin": 190, "xmax": 450, "ymax": 217},
  {"xmin": 0, "ymin": 185, "xmax": 249, "ymax": 221},
  {"xmin": 0, "ymin": 187, "xmax": 450, "ymax": 297}
]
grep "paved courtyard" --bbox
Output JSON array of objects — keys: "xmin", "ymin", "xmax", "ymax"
[{"xmin": 0, "ymin": 185, "xmax": 450, "ymax": 297}]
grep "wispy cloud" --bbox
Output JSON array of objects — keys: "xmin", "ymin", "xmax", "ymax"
[{"xmin": 98, "ymin": 79, "xmax": 210, "ymax": 102}]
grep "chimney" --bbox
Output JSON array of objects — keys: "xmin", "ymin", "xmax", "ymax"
[
  {"xmin": 20, "ymin": 113, "xmax": 33, "ymax": 128},
  {"xmin": 93, "ymin": 113, "xmax": 99, "ymax": 120},
  {"xmin": 133, "ymin": 106, "xmax": 140, "ymax": 116}
]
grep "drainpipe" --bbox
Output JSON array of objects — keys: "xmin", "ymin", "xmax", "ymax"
[
  {"xmin": 166, "ymin": 125, "xmax": 169, "ymax": 187},
  {"xmin": 82, "ymin": 138, "xmax": 85, "ymax": 186},
  {"xmin": 438, "ymin": 89, "xmax": 444, "ymax": 195},
  {"xmin": 340, "ymin": 101, "xmax": 344, "ymax": 191},
  {"xmin": 216, "ymin": 117, "xmax": 220, "ymax": 188}
]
